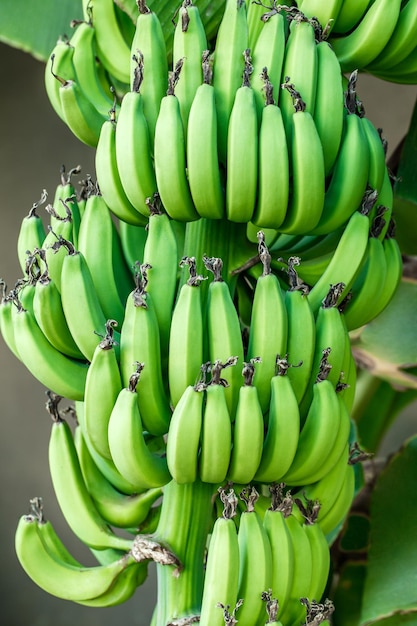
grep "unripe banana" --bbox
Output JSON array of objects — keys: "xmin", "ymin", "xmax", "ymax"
[
  {"xmin": 212, "ymin": 0, "xmax": 249, "ymax": 164},
  {"xmin": 199, "ymin": 361, "xmax": 233, "ymax": 484},
  {"xmin": 59, "ymin": 76, "xmax": 107, "ymax": 147},
  {"xmin": 226, "ymin": 50, "xmax": 258, "ymax": 224},
  {"xmin": 44, "ymin": 40, "xmax": 75, "ymax": 122},
  {"xmin": 236, "ymin": 487, "xmax": 273, "ymax": 626},
  {"xmin": 204, "ymin": 255, "xmax": 244, "ymax": 416},
  {"xmin": 199, "ymin": 487, "xmax": 240, "ymax": 626},
  {"xmin": 187, "ymin": 51, "xmax": 225, "ymax": 220},
  {"xmin": 17, "ymin": 190, "xmax": 47, "ymax": 274},
  {"xmin": 119, "ymin": 264, "xmax": 171, "ymax": 436},
  {"xmin": 227, "ymin": 360, "xmax": 264, "ymax": 484},
  {"xmin": 254, "ymin": 355, "xmax": 300, "ymax": 483},
  {"xmin": 246, "ymin": 232, "xmax": 288, "ymax": 412},
  {"xmin": 89, "ymin": 0, "xmax": 131, "ymax": 85},
  {"xmin": 107, "ymin": 366, "xmax": 171, "ymax": 490},
  {"xmin": 168, "ymin": 257, "xmax": 206, "ymax": 407}
]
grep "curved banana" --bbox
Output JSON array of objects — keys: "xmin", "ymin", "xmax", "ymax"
[
  {"xmin": 360, "ymin": 115, "xmax": 387, "ymax": 197},
  {"xmin": 69, "ymin": 18, "xmax": 114, "ymax": 117},
  {"xmin": 302, "ymin": 513, "xmax": 331, "ymax": 605},
  {"xmin": 107, "ymin": 367, "xmax": 171, "ymax": 489},
  {"xmin": 251, "ymin": 73, "xmax": 289, "ymax": 230},
  {"xmin": 332, "ymin": 0, "xmax": 373, "ymax": 34},
  {"xmin": 74, "ymin": 425, "xmax": 162, "ymax": 530},
  {"xmin": 370, "ymin": 228, "xmax": 402, "ymax": 319},
  {"xmin": 119, "ymin": 264, "xmax": 171, "ymax": 435},
  {"xmin": 319, "ymin": 461, "xmax": 355, "ymax": 536},
  {"xmin": 236, "ymin": 487, "xmax": 272, "ymax": 626},
  {"xmin": 298, "ymin": 0, "xmax": 343, "ymax": 31},
  {"xmin": 313, "ymin": 40, "xmax": 345, "ymax": 176},
  {"xmin": 226, "ymin": 50, "xmax": 258, "ymax": 224},
  {"xmin": 47, "ymin": 402, "xmax": 134, "ymax": 552},
  {"xmin": 282, "ymin": 378, "xmax": 342, "ymax": 486},
  {"xmin": 246, "ymin": 0, "xmax": 268, "ymax": 49},
  {"xmin": 187, "ymin": 51, "xmax": 225, "ymax": 220},
  {"xmin": 204, "ymin": 256, "xmax": 244, "ymax": 416},
  {"xmin": 15, "ymin": 509, "xmax": 135, "ymax": 602},
  {"xmin": 310, "ymin": 110, "xmax": 370, "ymax": 235},
  {"xmin": 254, "ymin": 356, "xmax": 300, "ymax": 483},
  {"xmin": 278, "ymin": 83, "xmax": 325, "ymax": 234},
  {"xmin": 227, "ymin": 361, "xmax": 264, "ymax": 484},
  {"xmin": 168, "ymin": 257, "xmax": 206, "ymax": 407},
  {"xmin": 129, "ymin": 0, "xmax": 168, "ymax": 143},
  {"xmin": 58, "ymin": 239, "xmax": 109, "ymax": 362},
  {"xmin": 199, "ymin": 363, "xmax": 233, "ymax": 484},
  {"xmin": 115, "ymin": 55, "xmax": 158, "ymax": 219},
  {"xmin": 44, "ymin": 40, "xmax": 75, "ymax": 122},
  {"xmin": 367, "ymin": 0, "xmax": 417, "ymax": 72},
  {"xmin": 89, "ymin": 0, "xmax": 131, "ymax": 84},
  {"xmin": 172, "ymin": 0, "xmax": 208, "ymax": 138},
  {"xmin": 77, "ymin": 189, "xmax": 132, "ymax": 325},
  {"xmin": 59, "ymin": 76, "xmax": 106, "ymax": 147},
  {"xmin": 307, "ymin": 205, "xmax": 372, "ymax": 313},
  {"xmin": 246, "ymin": 232, "xmax": 288, "ymax": 412},
  {"xmin": 154, "ymin": 64, "xmax": 199, "ymax": 222},
  {"xmin": 118, "ymin": 220, "xmax": 147, "ymax": 271},
  {"xmin": 95, "ymin": 109, "xmax": 148, "ymax": 226},
  {"xmin": 166, "ymin": 381, "xmax": 206, "ymax": 484},
  {"xmin": 329, "ymin": 0, "xmax": 402, "ymax": 72},
  {"xmin": 212, "ymin": 0, "xmax": 249, "ymax": 164},
  {"xmin": 78, "ymin": 561, "xmax": 147, "ymax": 607},
  {"xmin": 0, "ymin": 283, "xmax": 21, "ymax": 361},
  {"xmin": 199, "ymin": 488, "xmax": 240, "ymax": 626}
]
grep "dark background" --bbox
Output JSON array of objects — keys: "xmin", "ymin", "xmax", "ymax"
[{"xmin": 0, "ymin": 40, "xmax": 416, "ymax": 625}]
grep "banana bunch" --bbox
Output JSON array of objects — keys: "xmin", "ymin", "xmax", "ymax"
[{"xmin": 297, "ymin": 0, "xmax": 417, "ymax": 82}]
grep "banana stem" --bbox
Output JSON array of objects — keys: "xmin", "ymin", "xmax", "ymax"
[{"xmin": 152, "ymin": 479, "xmax": 215, "ymax": 626}]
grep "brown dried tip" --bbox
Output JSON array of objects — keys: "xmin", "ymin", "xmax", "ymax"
[{"xmin": 218, "ymin": 486, "xmax": 238, "ymax": 520}]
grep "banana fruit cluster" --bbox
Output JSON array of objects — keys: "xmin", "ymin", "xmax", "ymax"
[
  {"xmin": 2, "ymin": 0, "xmax": 408, "ymax": 624},
  {"xmin": 297, "ymin": 0, "xmax": 417, "ymax": 83}
]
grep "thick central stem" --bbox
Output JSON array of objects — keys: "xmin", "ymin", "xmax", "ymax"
[{"xmin": 153, "ymin": 479, "xmax": 216, "ymax": 626}]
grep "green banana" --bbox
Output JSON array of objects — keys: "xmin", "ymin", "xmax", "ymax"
[
  {"xmin": 236, "ymin": 487, "xmax": 273, "ymax": 626},
  {"xmin": 154, "ymin": 62, "xmax": 199, "ymax": 222},
  {"xmin": 246, "ymin": 232, "xmax": 288, "ymax": 412},
  {"xmin": 47, "ymin": 399, "xmax": 134, "ymax": 552},
  {"xmin": 319, "ymin": 461, "xmax": 356, "ymax": 536},
  {"xmin": 199, "ymin": 361, "xmax": 234, "ymax": 484},
  {"xmin": 50, "ymin": 165, "xmax": 82, "ymax": 235},
  {"xmin": 307, "ymin": 203, "xmax": 372, "ymax": 312},
  {"xmin": 332, "ymin": 0, "xmax": 373, "ymax": 34},
  {"xmin": 313, "ymin": 40, "xmax": 345, "ymax": 176},
  {"xmin": 212, "ymin": 0, "xmax": 249, "ymax": 165},
  {"xmin": 226, "ymin": 50, "xmax": 259, "ymax": 224},
  {"xmin": 115, "ymin": 54, "xmax": 158, "ymax": 218},
  {"xmin": 251, "ymin": 9, "xmax": 287, "ymax": 119},
  {"xmin": 74, "ymin": 425, "xmax": 162, "ymax": 530},
  {"xmin": 77, "ymin": 189, "xmax": 133, "ymax": 325},
  {"xmin": 299, "ymin": 506, "xmax": 331, "ymax": 605},
  {"xmin": 360, "ymin": 114, "xmax": 387, "ymax": 198},
  {"xmin": 44, "ymin": 39, "xmax": 75, "ymax": 123},
  {"xmin": 166, "ymin": 380, "xmax": 206, "ymax": 484},
  {"xmin": 42, "ymin": 202, "xmax": 76, "ymax": 292},
  {"xmin": 204, "ymin": 255, "xmax": 244, "ymax": 416},
  {"xmin": 298, "ymin": 0, "xmax": 343, "ymax": 31},
  {"xmin": 59, "ymin": 76, "xmax": 107, "ymax": 147},
  {"xmin": 310, "ymin": 109, "xmax": 370, "ymax": 235},
  {"xmin": 129, "ymin": 0, "xmax": 168, "ymax": 143},
  {"xmin": 95, "ymin": 108, "xmax": 148, "ymax": 226},
  {"xmin": 262, "ymin": 486, "xmax": 294, "ymax": 618},
  {"xmin": 17, "ymin": 190, "xmax": 47, "ymax": 274},
  {"xmin": 279, "ymin": 13, "xmax": 318, "ymax": 141},
  {"xmin": 371, "ymin": 226, "xmax": 403, "ymax": 318},
  {"xmin": 329, "ymin": 0, "xmax": 402, "ymax": 72},
  {"xmin": 78, "ymin": 561, "xmax": 147, "ymax": 607},
  {"xmin": 227, "ymin": 360, "xmax": 264, "ymax": 484},
  {"xmin": 172, "ymin": 0, "xmax": 208, "ymax": 138},
  {"xmin": 246, "ymin": 0, "xmax": 269, "ymax": 49},
  {"xmin": 253, "ymin": 356, "xmax": 300, "ymax": 483},
  {"xmin": 282, "ymin": 377, "xmax": 342, "ymax": 486},
  {"xmin": 58, "ymin": 239, "xmax": 109, "ymax": 362},
  {"xmin": 83, "ymin": 320, "xmax": 122, "ymax": 460},
  {"xmin": 0, "ymin": 282, "xmax": 21, "ymax": 361},
  {"xmin": 278, "ymin": 82, "xmax": 325, "ymax": 234},
  {"xmin": 251, "ymin": 73, "xmax": 289, "ymax": 230},
  {"xmin": 15, "ymin": 508, "xmax": 136, "ymax": 603},
  {"xmin": 187, "ymin": 51, "xmax": 225, "ymax": 220},
  {"xmin": 119, "ymin": 264, "xmax": 171, "ymax": 435},
  {"xmin": 107, "ymin": 366, "xmax": 171, "ymax": 489},
  {"xmin": 168, "ymin": 257, "xmax": 206, "ymax": 407},
  {"xmin": 69, "ymin": 18, "xmax": 114, "ymax": 117},
  {"xmin": 368, "ymin": 0, "xmax": 417, "ymax": 72},
  {"xmin": 118, "ymin": 220, "xmax": 148, "ymax": 271},
  {"xmin": 142, "ymin": 198, "xmax": 178, "ymax": 362},
  {"xmin": 89, "ymin": 0, "xmax": 132, "ymax": 85},
  {"xmin": 199, "ymin": 488, "xmax": 240, "ymax": 626}
]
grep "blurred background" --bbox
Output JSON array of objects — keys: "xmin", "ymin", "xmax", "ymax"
[{"xmin": 0, "ymin": 39, "xmax": 416, "ymax": 626}]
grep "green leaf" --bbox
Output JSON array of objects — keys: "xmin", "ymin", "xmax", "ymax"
[
  {"xmin": 360, "ymin": 436, "xmax": 417, "ymax": 624},
  {"xmin": 333, "ymin": 561, "xmax": 368, "ymax": 626},
  {"xmin": 0, "ymin": 0, "xmax": 83, "ymax": 61},
  {"xmin": 352, "ymin": 280, "xmax": 417, "ymax": 390}
]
